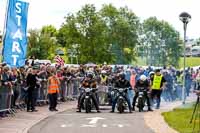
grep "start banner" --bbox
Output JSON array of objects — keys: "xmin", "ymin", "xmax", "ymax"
[{"xmin": 3, "ymin": 0, "xmax": 29, "ymax": 67}]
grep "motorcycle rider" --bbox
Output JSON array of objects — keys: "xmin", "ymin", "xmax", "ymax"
[
  {"xmin": 77, "ymin": 72, "xmax": 100, "ymax": 113},
  {"xmin": 132, "ymin": 75, "xmax": 153, "ymax": 111},
  {"xmin": 110, "ymin": 73, "xmax": 132, "ymax": 113}
]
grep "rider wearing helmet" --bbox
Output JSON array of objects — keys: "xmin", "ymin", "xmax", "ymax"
[
  {"xmin": 100, "ymin": 70, "xmax": 108, "ymax": 85},
  {"xmin": 110, "ymin": 73, "xmax": 132, "ymax": 113},
  {"xmin": 149, "ymin": 71, "xmax": 155, "ymax": 79},
  {"xmin": 77, "ymin": 72, "xmax": 100, "ymax": 113},
  {"xmin": 132, "ymin": 75, "xmax": 153, "ymax": 111}
]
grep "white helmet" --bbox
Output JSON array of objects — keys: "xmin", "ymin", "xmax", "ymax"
[
  {"xmin": 149, "ymin": 71, "xmax": 155, "ymax": 76},
  {"xmin": 140, "ymin": 75, "xmax": 147, "ymax": 81},
  {"xmin": 101, "ymin": 70, "xmax": 107, "ymax": 74}
]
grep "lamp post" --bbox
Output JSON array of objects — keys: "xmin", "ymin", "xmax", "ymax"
[{"xmin": 179, "ymin": 12, "xmax": 191, "ymax": 104}]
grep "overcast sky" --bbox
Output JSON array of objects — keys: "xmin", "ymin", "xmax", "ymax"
[{"xmin": 0, "ymin": 0, "xmax": 200, "ymax": 39}]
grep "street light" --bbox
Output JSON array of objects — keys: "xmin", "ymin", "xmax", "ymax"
[{"xmin": 179, "ymin": 12, "xmax": 191, "ymax": 104}]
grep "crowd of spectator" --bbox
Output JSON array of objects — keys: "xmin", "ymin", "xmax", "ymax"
[{"xmin": 0, "ymin": 61, "xmax": 200, "ymax": 117}]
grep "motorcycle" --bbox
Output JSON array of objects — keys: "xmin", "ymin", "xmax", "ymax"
[
  {"xmin": 136, "ymin": 87, "xmax": 146, "ymax": 112},
  {"xmin": 114, "ymin": 88, "xmax": 128, "ymax": 113},
  {"xmin": 107, "ymin": 85, "xmax": 114, "ymax": 106},
  {"xmin": 84, "ymin": 88, "xmax": 97, "ymax": 113}
]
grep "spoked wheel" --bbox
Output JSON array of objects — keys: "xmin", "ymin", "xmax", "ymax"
[
  {"xmin": 118, "ymin": 99, "xmax": 124, "ymax": 113},
  {"xmin": 85, "ymin": 99, "xmax": 91, "ymax": 113},
  {"xmin": 138, "ymin": 98, "xmax": 144, "ymax": 112}
]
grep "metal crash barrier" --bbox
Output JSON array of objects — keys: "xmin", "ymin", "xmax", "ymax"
[{"xmin": 0, "ymin": 77, "xmax": 83, "ymax": 118}]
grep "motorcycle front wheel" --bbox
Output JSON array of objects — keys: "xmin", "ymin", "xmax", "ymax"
[
  {"xmin": 85, "ymin": 98, "xmax": 91, "ymax": 113},
  {"xmin": 138, "ymin": 97, "xmax": 144, "ymax": 112},
  {"xmin": 117, "ymin": 99, "xmax": 124, "ymax": 113}
]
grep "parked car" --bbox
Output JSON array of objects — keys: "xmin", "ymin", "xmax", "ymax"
[{"xmin": 192, "ymin": 46, "xmax": 200, "ymax": 57}]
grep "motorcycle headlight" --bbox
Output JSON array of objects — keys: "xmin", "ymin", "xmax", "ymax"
[
  {"xmin": 85, "ymin": 88, "xmax": 91, "ymax": 92},
  {"xmin": 111, "ymin": 91, "xmax": 115, "ymax": 95},
  {"xmin": 119, "ymin": 88, "xmax": 124, "ymax": 92}
]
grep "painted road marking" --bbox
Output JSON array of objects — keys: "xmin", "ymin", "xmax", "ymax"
[
  {"xmin": 80, "ymin": 124, "xmax": 96, "ymax": 127},
  {"xmin": 60, "ymin": 124, "xmax": 73, "ymax": 128},
  {"xmin": 61, "ymin": 124, "xmax": 66, "ymax": 128},
  {"xmin": 61, "ymin": 124, "xmax": 130, "ymax": 128},
  {"xmin": 87, "ymin": 117, "xmax": 105, "ymax": 124},
  {"xmin": 118, "ymin": 124, "xmax": 124, "ymax": 128},
  {"xmin": 58, "ymin": 114, "xmax": 74, "ymax": 116},
  {"xmin": 102, "ymin": 124, "xmax": 108, "ymax": 128}
]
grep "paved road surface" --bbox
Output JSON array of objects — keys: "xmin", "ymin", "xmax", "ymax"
[{"xmin": 29, "ymin": 107, "xmax": 154, "ymax": 133}]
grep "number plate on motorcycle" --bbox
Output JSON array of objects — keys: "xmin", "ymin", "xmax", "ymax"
[{"xmin": 139, "ymin": 92, "xmax": 143, "ymax": 95}]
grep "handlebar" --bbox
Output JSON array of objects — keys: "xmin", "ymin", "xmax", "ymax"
[
  {"xmin": 112, "ymin": 88, "xmax": 129, "ymax": 93},
  {"xmin": 113, "ymin": 88, "xmax": 129, "ymax": 90},
  {"xmin": 82, "ymin": 88, "xmax": 98, "ymax": 92},
  {"xmin": 135, "ymin": 87, "xmax": 146, "ymax": 90}
]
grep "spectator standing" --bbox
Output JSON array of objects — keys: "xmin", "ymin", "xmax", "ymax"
[
  {"xmin": 0, "ymin": 66, "xmax": 12, "ymax": 116},
  {"xmin": 47, "ymin": 68, "xmax": 60, "ymax": 111},
  {"xmin": 150, "ymin": 69, "xmax": 166, "ymax": 109},
  {"xmin": 129, "ymin": 70, "xmax": 137, "ymax": 105},
  {"xmin": 185, "ymin": 69, "xmax": 192, "ymax": 96},
  {"xmin": 26, "ymin": 67, "xmax": 38, "ymax": 112},
  {"xmin": 10, "ymin": 68, "xmax": 19, "ymax": 108},
  {"xmin": 196, "ymin": 69, "xmax": 200, "ymax": 90}
]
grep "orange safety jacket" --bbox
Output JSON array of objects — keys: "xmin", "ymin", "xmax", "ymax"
[{"xmin": 48, "ymin": 76, "xmax": 60, "ymax": 94}]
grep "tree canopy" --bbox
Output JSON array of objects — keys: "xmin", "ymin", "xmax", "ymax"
[
  {"xmin": 27, "ymin": 4, "xmax": 183, "ymax": 66},
  {"xmin": 138, "ymin": 17, "xmax": 182, "ymax": 66}
]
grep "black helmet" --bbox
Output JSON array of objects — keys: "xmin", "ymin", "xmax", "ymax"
[
  {"xmin": 119, "ymin": 73, "xmax": 125, "ymax": 80},
  {"xmin": 155, "ymin": 69, "xmax": 161, "ymax": 73},
  {"xmin": 87, "ymin": 72, "xmax": 93, "ymax": 79}
]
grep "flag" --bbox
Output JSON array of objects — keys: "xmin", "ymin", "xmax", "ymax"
[
  {"xmin": 54, "ymin": 55, "xmax": 65, "ymax": 67},
  {"xmin": 2, "ymin": 0, "xmax": 29, "ymax": 67}
]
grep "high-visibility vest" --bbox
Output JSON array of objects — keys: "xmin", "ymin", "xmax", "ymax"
[
  {"xmin": 100, "ymin": 75, "xmax": 107, "ymax": 83},
  {"xmin": 177, "ymin": 75, "xmax": 183, "ymax": 84},
  {"xmin": 152, "ymin": 75, "xmax": 163, "ymax": 90},
  {"xmin": 48, "ymin": 76, "xmax": 59, "ymax": 94}
]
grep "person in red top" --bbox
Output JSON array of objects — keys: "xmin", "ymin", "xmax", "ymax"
[
  {"xmin": 130, "ymin": 70, "xmax": 137, "ymax": 89},
  {"xmin": 129, "ymin": 70, "xmax": 137, "ymax": 105}
]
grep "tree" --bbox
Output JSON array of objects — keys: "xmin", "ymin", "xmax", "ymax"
[
  {"xmin": 58, "ymin": 4, "xmax": 113, "ymax": 64},
  {"xmin": 27, "ymin": 26, "xmax": 58, "ymax": 60},
  {"xmin": 41, "ymin": 25, "xmax": 57, "ymax": 37},
  {"xmin": 27, "ymin": 29, "xmax": 41, "ymax": 59},
  {"xmin": 57, "ymin": 4, "xmax": 139, "ymax": 64},
  {"xmin": 100, "ymin": 4, "xmax": 139, "ymax": 64},
  {"xmin": 141, "ymin": 17, "xmax": 182, "ymax": 67},
  {"xmin": 57, "ymin": 14, "xmax": 80, "ymax": 47},
  {"xmin": 40, "ymin": 25, "xmax": 58, "ymax": 60}
]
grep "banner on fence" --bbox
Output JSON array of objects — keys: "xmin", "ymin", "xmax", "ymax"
[{"xmin": 3, "ymin": 0, "xmax": 29, "ymax": 67}]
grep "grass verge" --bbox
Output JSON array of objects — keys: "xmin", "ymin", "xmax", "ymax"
[
  {"xmin": 162, "ymin": 104, "xmax": 200, "ymax": 133},
  {"xmin": 179, "ymin": 57, "xmax": 200, "ymax": 68},
  {"xmin": 134, "ymin": 57, "xmax": 200, "ymax": 68}
]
